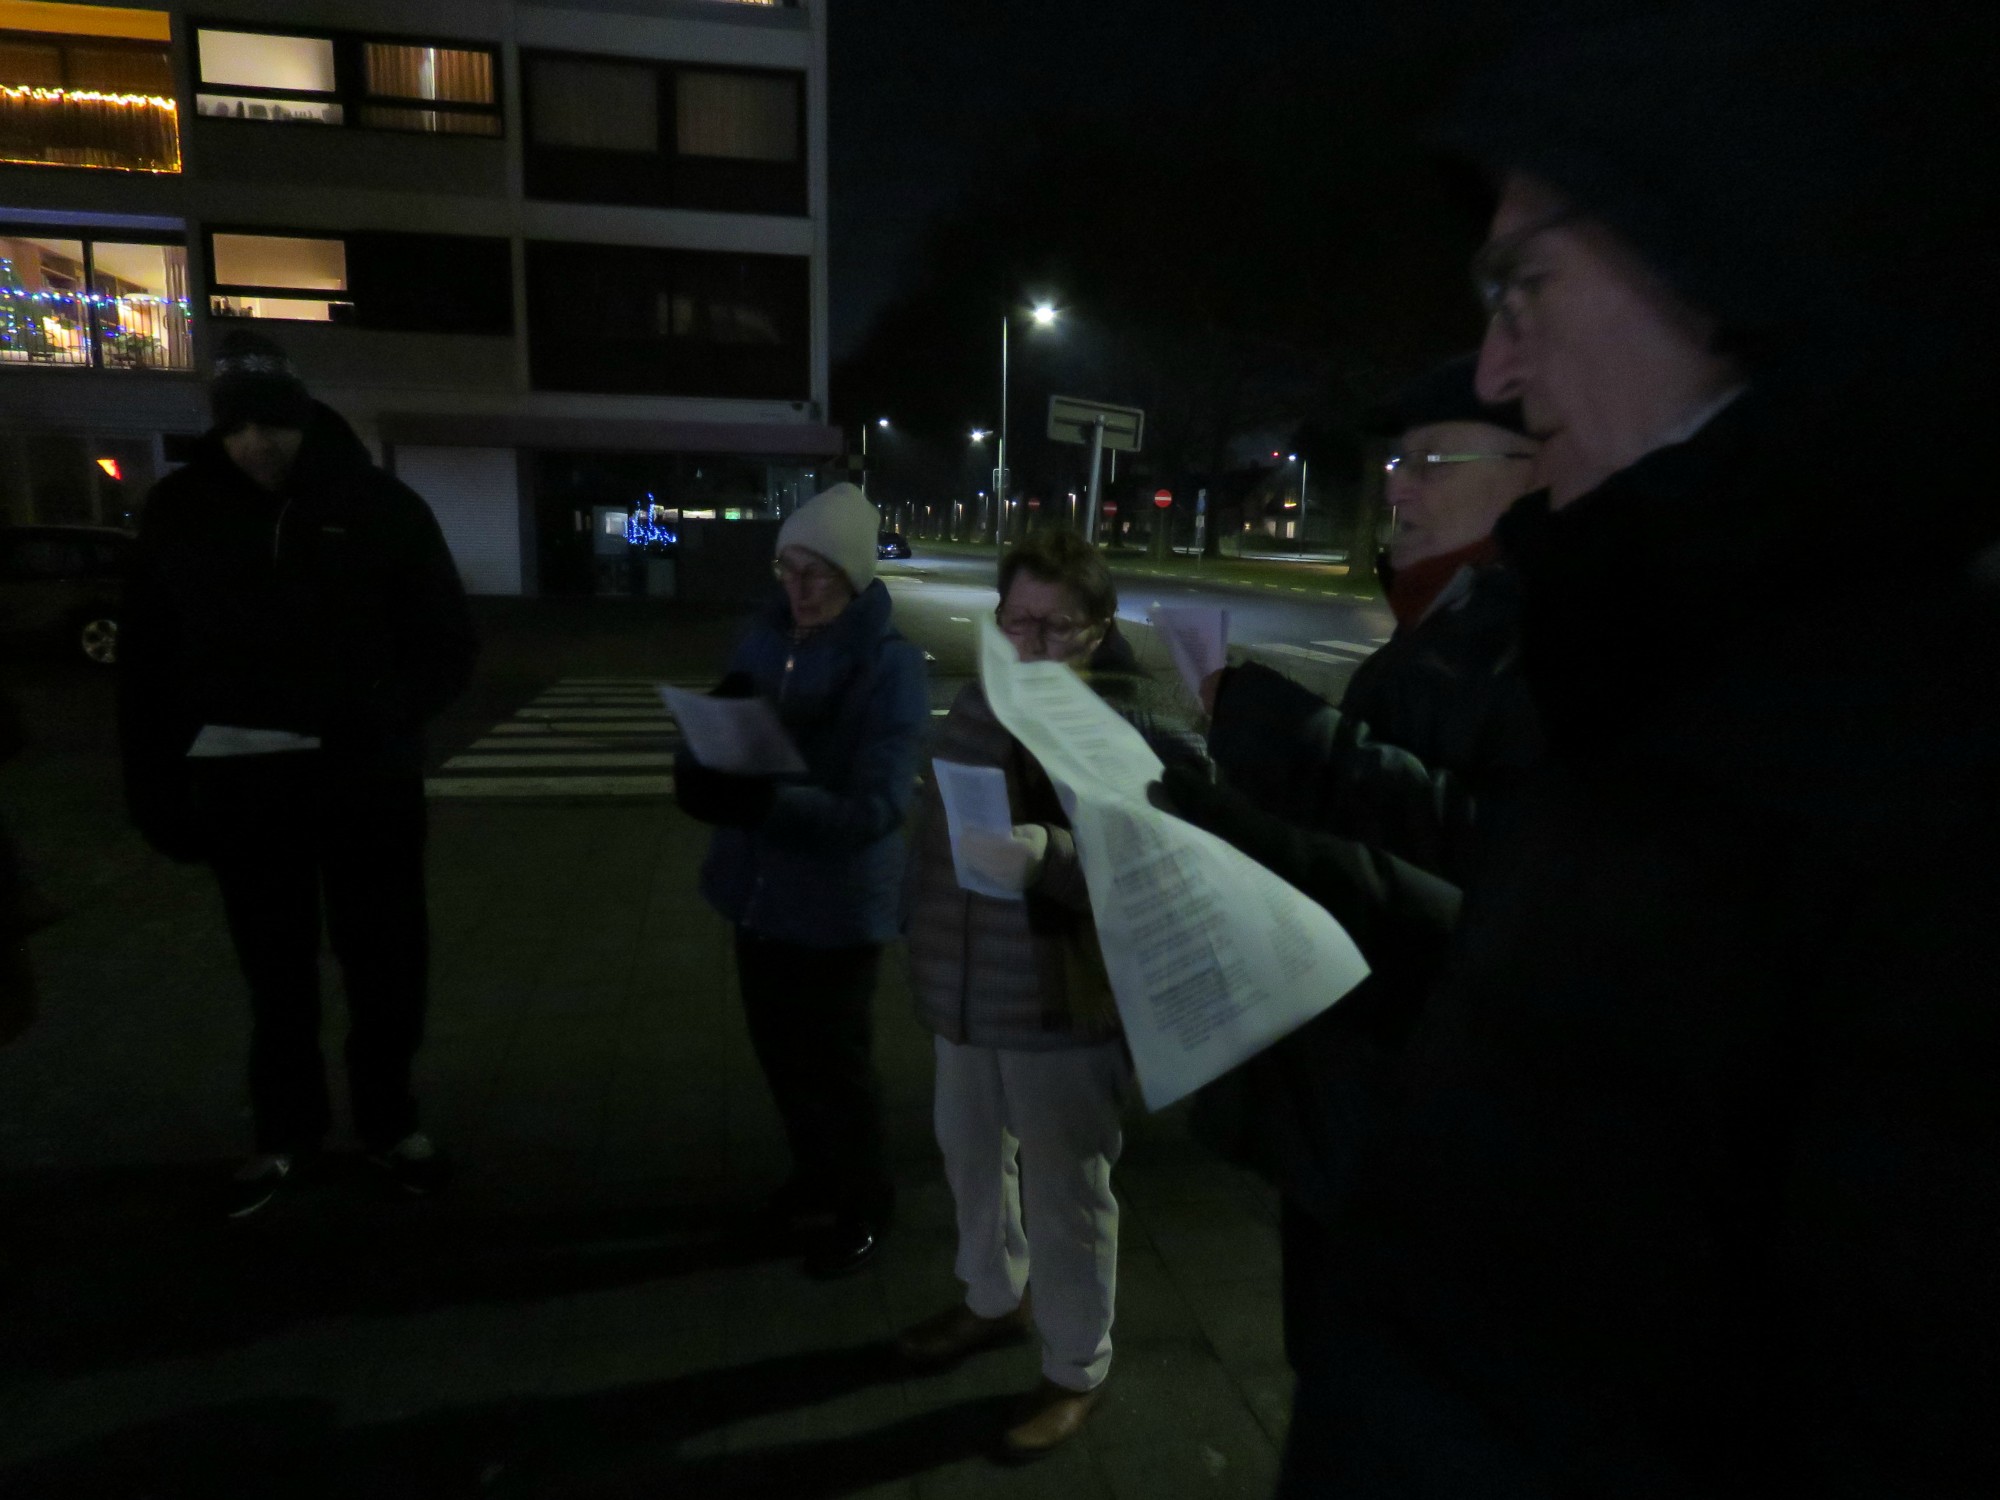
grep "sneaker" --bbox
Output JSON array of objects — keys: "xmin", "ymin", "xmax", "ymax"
[
  {"xmin": 366, "ymin": 1131, "xmax": 450, "ymax": 1198},
  {"xmin": 222, "ymin": 1152, "xmax": 297, "ymax": 1220}
]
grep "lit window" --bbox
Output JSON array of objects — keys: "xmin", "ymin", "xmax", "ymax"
[
  {"xmin": 195, "ymin": 29, "xmax": 342, "ymax": 126},
  {"xmin": 362, "ymin": 42, "xmax": 500, "ymax": 136},
  {"xmin": 209, "ymin": 233, "xmax": 351, "ymax": 322},
  {"xmin": 676, "ymin": 70, "xmax": 797, "ymax": 162},
  {"xmin": 528, "ymin": 55, "xmax": 657, "ymax": 151},
  {"xmin": 0, "ymin": 230, "xmax": 190, "ymax": 369},
  {"xmin": 0, "ymin": 3, "xmax": 178, "ymax": 172}
]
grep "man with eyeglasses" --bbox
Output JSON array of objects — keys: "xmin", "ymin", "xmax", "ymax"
[
  {"xmin": 1190, "ymin": 356, "xmax": 1544, "ymax": 1423},
  {"xmin": 1164, "ymin": 5, "xmax": 1998, "ymax": 1495}
]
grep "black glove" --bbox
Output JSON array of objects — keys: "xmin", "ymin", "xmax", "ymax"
[
  {"xmin": 710, "ymin": 672, "xmax": 755, "ymax": 700},
  {"xmin": 674, "ymin": 748, "xmax": 776, "ymax": 828}
]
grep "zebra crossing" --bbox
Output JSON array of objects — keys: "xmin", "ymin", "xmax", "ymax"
[{"xmin": 426, "ymin": 677, "xmax": 700, "ymax": 800}]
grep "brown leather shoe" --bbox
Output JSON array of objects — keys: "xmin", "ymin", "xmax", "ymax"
[
  {"xmin": 1000, "ymin": 1377, "xmax": 1103, "ymax": 1459},
  {"xmin": 895, "ymin": 1298, "xmax": 1032, "ymax": 1368}
]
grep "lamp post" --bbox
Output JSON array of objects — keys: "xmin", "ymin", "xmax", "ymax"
[
  {"xmin": 860, "ymin": 415, "xmax": 888, "ymax": 497},
  {"xmin": 1290, "ymin": 452, "xmax": 1309, "ymax": 554},
  {"xmin": 997, "ymin": 302, "xmax": 1058, "ymax": 547}
]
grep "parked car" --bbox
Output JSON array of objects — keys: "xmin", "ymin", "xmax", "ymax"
[
  {"xmin": 877, "ymin": 530, "xmax": 912, "ymax": 560},
  {"xmin": 0, "ymin": 526, "xmax": 133, "ymax": 667}
]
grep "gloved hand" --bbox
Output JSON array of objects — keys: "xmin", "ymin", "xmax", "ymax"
[
  {"xmin": 959, "ymin": 823, "xmax": 1050, "ymax": 894},
  {"xmin": 674, "ymin": 748, "xmax": 776, "ymax": 828},
  {"xmin": 1151, "ymin": 762, "xmax": 1231, "ymax": 830},
  {"xmin": 710, "ymin": 671, "xmax": 756, "ymax": 700}
]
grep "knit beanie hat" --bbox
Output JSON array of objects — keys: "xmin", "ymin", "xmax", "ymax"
[
  {"xmin": 210, "ymin": 329, "xmax": 313, "ymax": 434},
  {"xmin": 776, "ymin": 482, "xmax": 881, "ymax": 593}
]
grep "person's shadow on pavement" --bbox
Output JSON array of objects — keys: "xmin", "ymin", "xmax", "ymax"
[
  {"xmin": 0, "ymin": 1342, "xmax": 1018, "ymax": 1498},
  {"xmin": 0, "ymin": 1160, "xmax": 810, "ymax": 1382}
]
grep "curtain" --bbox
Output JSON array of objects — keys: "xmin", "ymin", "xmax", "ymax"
[
  {"xmin": 364, "ymin": 44, "xmax": 494, "ymax": 105},
  {"xmin": 676, "ymin": 70, "xmax": 796, "ymax": 161}
]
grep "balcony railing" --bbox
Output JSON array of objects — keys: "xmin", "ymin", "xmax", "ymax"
[
  {"xmin": 0, "ymin": 85, "xmax": 182, "ymax": 173},
  {"xmin": 0, "ymin": 289, "xmax": 193, "ymax": 369}
]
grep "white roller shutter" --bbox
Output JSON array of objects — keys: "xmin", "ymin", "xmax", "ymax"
[{"xmin": 395, "ymin": 446, "xmax": 522, "ymax": 597}]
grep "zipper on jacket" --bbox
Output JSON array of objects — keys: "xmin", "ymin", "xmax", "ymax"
[
  {"xmin": 780, "ymin": 647, "xmax": 796, "ymax": 703},
  {"xmin": 272, "ymin": 495, "xmax": 294, "ymax": 564}
]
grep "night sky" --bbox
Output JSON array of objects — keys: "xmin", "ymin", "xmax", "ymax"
[{"xmin": 828, "ymin": 0, "xmax": 1393, "ymax": 359}]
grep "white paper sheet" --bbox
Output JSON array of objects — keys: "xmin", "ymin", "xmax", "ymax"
[
  {"xmin": 978, "ymin": 618, "xmax": 1368, "ymax": 1110},
  {"xmin": 1150, "ymin": 606, "xmax": 1229, "ymax": 699},
  {"xmin": 658, "ymin": 685, "xmax": 808, "ymax": 776},
  {"xmin": 932, "ymin": 759, "xmax": 1022, "ymax": 901}
]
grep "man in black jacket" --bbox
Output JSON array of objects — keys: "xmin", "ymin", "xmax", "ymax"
[
  {"xmin": 1204, "ymin": 354, "xmax": 1541, "ymax": 880},
  {"xmin": 119, "ymin": 331, "xmax": 476, "ymax": 1218},
  {"xmin": 1166, "ymin": 6, "xmax": 1998, "ymax": 1495},
  {"xmin": 1195, "ymin": 358, "xmax": 1543, "ymax": 1398}
]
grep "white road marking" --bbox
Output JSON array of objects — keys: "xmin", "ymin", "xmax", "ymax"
[
  {"xmin": 426, "ymin": 774, "xmax": 673, "ymax": 798},
  {"xmin": 1309, "ymin": 639, "xmax": 1376, "ymax": 657},
  {"xmin": 513, "ymin": 706, "xmax": 670, "ymax": 720},
  {"xmin": 512, "ymin": 721, "xmax": 689, "ymax": 735},
  {"xmin": 442, "ymin": 753, "xmax": 675, "ymax": 769},
  {"xmin": 1255, "ymin": 643, "xmax": 1366, "ymax": 668},
  {"xmin": 470, "ymin": 736, "xmax": 619, "ymax": 750},
  {"xmin": 948, "ymin": 616, "xmax": 971, "ymax": 623}
]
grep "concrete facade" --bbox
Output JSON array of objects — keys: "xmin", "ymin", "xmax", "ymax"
[{"xmin": 0, "ymin": 0, "xmax": 838, "ymax": 595}]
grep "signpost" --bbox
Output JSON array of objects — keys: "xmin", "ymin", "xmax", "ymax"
[{"xmin": 1048, "ymin": 396, "xmax": 1145, "ymax": 544}]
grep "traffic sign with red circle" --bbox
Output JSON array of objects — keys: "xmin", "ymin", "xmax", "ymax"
[{"xmin": 1152, "ymin": 489, "xmax": 1173, "ymax": 509}]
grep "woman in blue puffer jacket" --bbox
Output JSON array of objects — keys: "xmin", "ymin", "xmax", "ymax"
[{"xmin": 675, "ymin": 483, "xmax": 928, "ymax": 1278}]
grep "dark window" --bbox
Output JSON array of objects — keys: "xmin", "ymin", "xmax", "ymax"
[
  {"xmin": 522, "ymin": 51, "xmax": 805, "ymax": 215},
  {"xmin": 207, "ymin": 228, "xmax": 513, "ymax": 335},
  {"xmin": 525, "ymin": 241, "xmax": 808, "ymax": 399},
  {"xmin": 193, "ymin": 24, "xmax": 502, "ymax": 137},
  {"xmin": 0, "ymin": 7, "xmax": 179, "ymax": 172}
]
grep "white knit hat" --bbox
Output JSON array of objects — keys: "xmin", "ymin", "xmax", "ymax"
[{"xmin": 776, "ymin": 482, "xmax": 881, "ymax": 593}]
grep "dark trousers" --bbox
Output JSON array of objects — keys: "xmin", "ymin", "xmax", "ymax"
[
  {"xmin": 195, "ymin": 754, "xmax": 429, "ymax": 1154},
  {"xmin": 735, "ymin": 930, "xmax": 893, "ymax": 1222}
]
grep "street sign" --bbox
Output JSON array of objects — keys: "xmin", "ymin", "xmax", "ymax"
[
  {"xmin": 1153, "ymin": 489, "xmax": 1173, "ymax": 509},
  {"xmin": 1047, "ymin": 395, "xmax": 1145, "ymax": 452},
  {"xmin": 1101, "ymin": 502, "xmax": 1117, "ymax": 514}
]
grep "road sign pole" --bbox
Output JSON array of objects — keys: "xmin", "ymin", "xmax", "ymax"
[{"xmin": 1083, "ymin": 416, "xmax": 1107, "ymax": 544}]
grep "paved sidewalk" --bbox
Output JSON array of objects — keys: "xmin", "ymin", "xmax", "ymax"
[{"xmin": 0, "ymin": 602, "xmax": 1292, "ymax": 1498}]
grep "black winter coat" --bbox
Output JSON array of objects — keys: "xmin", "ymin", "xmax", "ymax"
[
  {"xmin": 118, "ymin": 405, "xmax": 476, "ymax": 856},
  {"xmin": 1209, "ymin": 560, "xmax": 1540, "ymax": 887},
  {"xmin": 1195, "ymin": 561, "xmax": 1540, "ymax": 1226},
  {"xmin": 1185, "ymin": 366, "xmax": 2000, "ymax": 1496}
]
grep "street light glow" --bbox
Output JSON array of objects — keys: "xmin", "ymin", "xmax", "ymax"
[
  {"xmin": 876, "ymin": 417, "xmax": 890, "ymax": 428},
  {"xmin": 970, "ymin": 429, "xmax": 988, "ymax": 442},
  {"xmin": 1030, "ymin": 303, "xmax": 1057, "ymax": 327}
]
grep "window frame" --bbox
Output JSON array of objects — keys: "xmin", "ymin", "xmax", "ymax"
[
  {"xmin": 203, "ymin": 226, "xmax": 355, "ymax": 324},
  {"xmin": 189, "ymin": 17, "xmax": 505, "ymax": 140},
  {"xmin": 202, "ymin": 224, "xmax": 516, "ymax": 337},
  {"xmin": 0, "ymin": 22, "xmax": 181, "ymax": 172},
  {"xmin": 0, "ymin": 222, "xmax": 191, "ymax": 371},
  {"xmin": 521, "ymin": 48, "xmax": 807, "ymax": 215}
]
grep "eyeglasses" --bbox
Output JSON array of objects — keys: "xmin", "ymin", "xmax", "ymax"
[
  {"xmin": 1384, "ymin": 451, "xmax": 1536, "ymax": 479},
  {"xmin": 996, "ymin": 609, "xmax": 1090, "ymax": 646},
  {"xmin": 1471, "ymin": 206, "xmax": 1581, "ymax": 332},
  {"xmin": 773, "ymin": 558, "xmax": 842, "ymax": 588}
]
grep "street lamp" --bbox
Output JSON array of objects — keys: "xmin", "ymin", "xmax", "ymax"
[
  {"xmin": 998, "ymin": 302, "xmax": 1060, "ymax": 547},
  {"xmin": 860, "ymin": 416, "xmax": 889, "ymax": 497}
]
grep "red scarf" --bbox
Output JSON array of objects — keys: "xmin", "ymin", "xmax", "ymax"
[{"xmin": 1386, "ymin": 536, "xmax": 1498, "ymax": 629}]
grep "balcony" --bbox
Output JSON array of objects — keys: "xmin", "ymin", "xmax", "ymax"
[
  {"xmin": 1, "ymin": 6, "xmax": 180, "ymax": 173},
  {"xmin": 1, "ymin": 235, "xmax": 192, "ymax": 370},
  {"xmin": 0, "ymin": 83, "xmax": 178, "ymax": 172}
]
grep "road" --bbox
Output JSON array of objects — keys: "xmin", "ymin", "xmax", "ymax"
[{"xmin": 880, "ymin": 552, "xmax": 1395, "ymax": 704}]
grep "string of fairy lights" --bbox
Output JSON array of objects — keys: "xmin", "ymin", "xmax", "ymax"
[{"xmin": 0, "ymin": 86, "xmax": 179, "ymax": 111}]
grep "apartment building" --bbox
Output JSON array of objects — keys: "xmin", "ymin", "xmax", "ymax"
[{"xmin": 0, "ymin": 0, "xmax": 833, "ymax": 596}]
